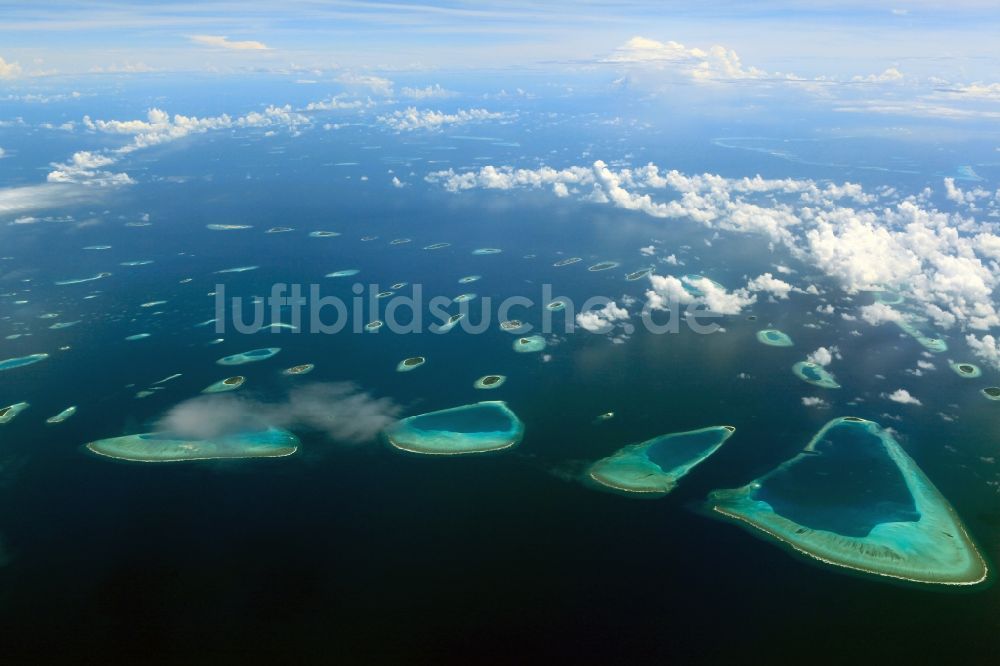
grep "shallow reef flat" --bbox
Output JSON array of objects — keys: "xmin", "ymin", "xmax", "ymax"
[
  {"xmin": 894, "ymin": 316, "xmax": 947, "ymax": 353},
  {"xmin": 55, "ymin": 272, "xmax": 111, "ymax": 286},
  {"xmin": 385, "ymin": 400, "xmax": 524, "ymax": 455},
  {"xmin": 757, "ymin": 329, "xmax": 794, "ymax": 347},
  {"xmin": 0, "ymin": 402, "xmax": 30, "ymax": 424},
  {"xmin": 588, "ymin": 426, "xmax": 735, "ymax": 497},
  {"xmin": 217, "ymin": 348, "xmax": 281, "ymax": 365},
  {"xmin": 982, "ymin": 387, "xmax": 1000, "ymax": 401},
  {"xmin": 513, "ymin": 335, "xmax": 546, "ymax": 352},
  {"xmin": 949, "ymin": 362, "xmax": 981, "ymax": 378},
  {"xmin": 792, "ymin": 361, "xmax": 840, "ymax": 388},
  {"xmin": 46, "ymin": 405, "xmax": 77, "ymax": 424},
  {"xmin": 87, "ymin": 427, "xmax": 300, "ymax": 462},
  {"xmin": 396, "ymin": 356, "xmax": 426, "ymax": 372},
  {"xmin": 681, "ymin": 274, "xmax": 724, "ymax": 296},
  {"xmin": 708, "ymin": 417, "xmax": 988, "ymax": 586},
  {"xmin": 553, "ymin": 257, "xmax": 582, "ymax": 267},
  {"xmin": 625, "ymin": 267, "xmax": 653, "ymax": 281},
  {"xmin": 0, "ymin": 353, "xmax": 49, "ymax": 371},
  {"xmin": 474, "ymin": 374, "xmax": 506, "ymax": 389},
  {"xmin": 203, "ymin": 376, "xmax": 246, "ymax": 393}
]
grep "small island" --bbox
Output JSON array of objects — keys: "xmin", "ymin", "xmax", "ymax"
[
  {"xmin": 283, "ymin": 364, "xmax": 315, "ymax": 376},
  {"xmin": 436, "ymin": 313, "xmax": 464, "ymax": 332},
  {"xmin": 949, "ymin": 362, "xmax": 982, "ymax": 378},
  {"xmin": 396, "ymin": 356, "xmax": 426, "ymax": 372},
  {"xmin": 203, "ymin": 376, "xmax": 246, "ymax": 393},
  {"xmin": 513, "ymin": 335, "xmax": 546, "ymax": 352},
  {"xmin": 981, "ymin": 387, "xmax": 1000, "ymax": 401},
  {"xmin": 474, "ymin": 375, "xmax": 506, "ymax": 389}
]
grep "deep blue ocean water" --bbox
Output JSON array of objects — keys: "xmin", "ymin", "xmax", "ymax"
[{"xmin": 1, "ymin": 84, "xmax": 1000, "ymax": 662}]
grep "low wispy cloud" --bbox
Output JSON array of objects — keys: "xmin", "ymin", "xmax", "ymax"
[
  {"xmin": 336, "ymin": 72, "xmax": 394, "ymax": 96},
  {"xmin": 156, "ymin": 382, "xmax": 401, "ymax": 444},
  {"xmin": 377, "ymin": 107, "xmax": 505, "ymax": 131},
  {"xmin": 190, "ymin": 35, "xmax": 269, "ymax": 51},
  {"xmin": 885, "ymin": 389, "xmax": 922, "ymax": 406},
  {"xmin": 400, "ymin": 84, "xmax": 455, "ymax": 100},
  {"xmin": 0, "ymin": 55, "xmax": 21, "ymax": 79}
]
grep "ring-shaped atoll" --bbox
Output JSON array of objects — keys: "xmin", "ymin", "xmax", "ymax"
[
  {"xmin": 707, "ymin": 417, "xmax": 988, "ymax": 586},
  {"xmin": 588, "ymin": 426, "xmax": 735, "ymax": 497},
  {"xmin": 757, "ymin": 329, "xmax": 794, "ymax": 347},
  {"xmin": 384, "ymin": 400, "xmax": 524, "ymax": 455},
  {"xmin": 793, "ymin": 361, "xmax": 840, "ymax": 389},
  {"xmin": 949, "ymin": 362, "xmax": 982, "ymax": 378},
  {"xmin": 87, "ymin": 427, "xmax": 300, "ymax": 463},
  {"xmin": 217, "ymin": 348, "xmax": 281, "ymax": 365}
]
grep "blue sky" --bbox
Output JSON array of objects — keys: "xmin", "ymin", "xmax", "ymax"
[{"xmin": 1, "ymin": 1, "xmax": 999, "ymax": 78}]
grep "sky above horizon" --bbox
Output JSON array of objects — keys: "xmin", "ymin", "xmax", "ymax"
[
  {"xmin": 1, "ymin": 1, "xmax": 1000, "ymax": 78},
  {"xmin": 3, "ymin": 1, "xmax": 1000, "ymax": 371}
]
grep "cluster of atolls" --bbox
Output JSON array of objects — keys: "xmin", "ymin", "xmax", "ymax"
[{"xmin": 22, "ymin": 229, "xmax": 991, "ymax": 592}]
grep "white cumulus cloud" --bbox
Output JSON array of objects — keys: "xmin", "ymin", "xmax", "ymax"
[{"xmin": 190, "ymin": 35, "xmax": 269, "ymax": 50}]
